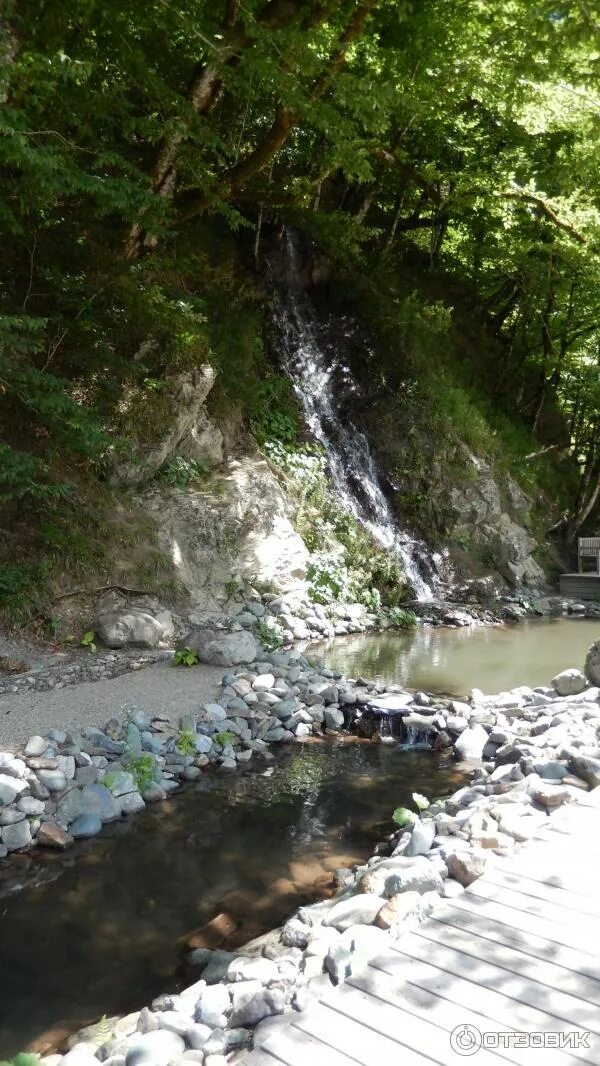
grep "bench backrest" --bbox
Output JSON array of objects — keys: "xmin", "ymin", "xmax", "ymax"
[{"xmin": 579, "ymin": 537, "xmax": 600, "ymax": 554}]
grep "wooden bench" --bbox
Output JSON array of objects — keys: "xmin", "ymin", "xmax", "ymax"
[{"xmin": 578, "ymin": 537, "xmax": 600, "ymax": 573}]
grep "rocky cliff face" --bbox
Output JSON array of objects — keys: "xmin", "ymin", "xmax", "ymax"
[
  {"xmin": 443, "ymin": 450, "xmax": 546, "ymax": 588},
  {"xmin": 111, "ymin": 366, "xmax": 224, "ymax": 487},
  {"xmin": 140, "ymin": 456, "xmax": 309, "ymax": 620}
]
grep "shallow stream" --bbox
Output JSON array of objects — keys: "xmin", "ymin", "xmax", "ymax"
[
  {"xmin": 0, "ymin": 741, "xmax": 465, "ymax": 1056},
  {"xmin": 2, "ymin": 617, "xmax": 596, "ymax": 1055}
]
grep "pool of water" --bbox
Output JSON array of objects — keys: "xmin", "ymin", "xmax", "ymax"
[
  {"xmin": 316, "ymin": 618, "xmax": 599, "ymax": 697},
  {"xmin": 0, "ymin": 742, "xmax": 466, "ymax": 1057}
]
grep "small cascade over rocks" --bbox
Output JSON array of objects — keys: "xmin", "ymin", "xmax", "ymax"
[{"xmin": 270, "ymin": 231, "xmax": 437, "ymax": 601}]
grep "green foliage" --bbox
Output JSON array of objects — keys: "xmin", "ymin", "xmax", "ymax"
[
  {"xmin": 173, "ymin": 647, "xmax": 199, "ymax": 667},
  {"xmin": 159, "ymin": 457, "xmax": 210, "ymax": 489},
  {"xmin": 121, "ymin": 752, "xmax": 158, "ymax": 793},
  {"xmin": 213, "ymin": 730, "xmax": 235, "ymax": 748},
  {"xmin": 249, "ymin": 376, "xmax": 300, "ymax": 447},
  {"xmin": 386, "ymin": 607, "xmax": 418, "ymax": 629},
  {"xmin": 176, "ymin": 728, "xmax": 197, "ymax": 756},
  {"xmin": 253, "ymin": 620, "xmax": 283, "ymax": 652},
  {"xmin": 266, "ymin": 443, "xmax": 410, "ymax": 607},
  {"xmin": 2, "ymin": 0, "xmax": 600, "ymax": 607},
  {"xmin": 81, "ymin": 629, "xmax": 97, "ymax": 653}
]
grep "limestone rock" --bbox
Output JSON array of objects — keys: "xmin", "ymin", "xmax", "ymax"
[
  {"xmin": 125, "ymin": 1031, "xmax": 185, "ymax": 1066},
  {"xmin": 323, "ymin": 893, "xmax": 386, "ymax": 931},
  {"xmin": 0, "ymin": 773, "xmax": 28, "ymax": 804},
  {"xmin": 551, "ymin": 668, "xmax": 587, "ymax": 697},
  {"xmin": 184, "ymin": 629, "xmax": 258, "ymax": 667},
  {"xmin": 95, "ymin": 608, "xmax": 174, "ymax": 649},
  {"xmin": 376, "ymin": 891, "xmax": 421, "ymax": 931},
  {"xmin": 446, "ymin": 848, "xmax": 488, "ymax": 886},
  {"xmin": 454, "ymin": 724, "xmax": 489, "ymax": 761},
  {"xmin": 585, "ymin": 641, "xmax": 600, "ymax": 688}
]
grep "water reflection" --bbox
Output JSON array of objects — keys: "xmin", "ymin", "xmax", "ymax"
[
  {"xmin": 0, "ymin": 742, "xmax": 465, "ymax": 1057},
  {"xmin": 316, "ymin": 618, "xmax": 600, "ymax": 696}
]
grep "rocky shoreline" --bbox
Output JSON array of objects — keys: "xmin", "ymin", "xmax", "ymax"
[
  {"xmin": 2, "ymin": 634, "xmax": 600, "ymax": 1065},
  {"xmin": 3, "ymin": 585, "xmax": 600, "ymax": 699}
]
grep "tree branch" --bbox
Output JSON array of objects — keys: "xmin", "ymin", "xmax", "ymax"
[
  {"xmin": 176, "ymin": 0, "xmax": 379, "ymax": 224},
  {"xmin": 501, "ymin": 191, "xmax": 586, "ymax": 244}
]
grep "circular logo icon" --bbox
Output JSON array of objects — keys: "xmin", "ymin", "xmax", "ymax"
[{"xmin": 450, "ymin": 1024, "xmax": 482, "ymax": 1056}]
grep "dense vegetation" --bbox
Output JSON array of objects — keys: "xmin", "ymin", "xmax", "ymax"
[{"xmin": 1, "ymin": 1, "xmax": 600, "ymax": 617}]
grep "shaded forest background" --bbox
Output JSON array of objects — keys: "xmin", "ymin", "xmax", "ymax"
[{"xmin": 1, "ymin": 0, "xmax": 600, "ymax": 620}]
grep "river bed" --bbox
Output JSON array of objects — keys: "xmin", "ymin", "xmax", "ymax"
[{"xmin": 0, "ymin": 741, "xmax": 465, "ymax": 1057}]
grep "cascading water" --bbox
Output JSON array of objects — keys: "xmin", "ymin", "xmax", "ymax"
[{"xmin": 271, "ymin": 231, "xmax": 436, "ymax": 600}]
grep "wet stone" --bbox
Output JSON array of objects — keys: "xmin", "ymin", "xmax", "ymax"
[{"xmin": 71, "ymin": 813, "xmax": 103, "ymax": 838}]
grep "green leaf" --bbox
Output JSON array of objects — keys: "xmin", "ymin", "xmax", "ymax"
[{"xmin": 392, "ymin": 806, "xmax": 416, "ymax": 828}]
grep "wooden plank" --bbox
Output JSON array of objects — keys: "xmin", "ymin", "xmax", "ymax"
[
  {"xmin": 386, "ymin": 930, "xmax": 600, "ymax": 1034},
  {"xmin": 346, "ymin": 963, "xmax": 583, "ymax": 1066},
  {"xmin": 293, "ymin": 1001, "xmax": 425, "ymax": 1066},
  {"xmin": 435, "ymin": 901, "xmax": 600, "ymax": 981},
  {"xmin": 484, "ymin": 867, "xmax": 600, "ymax": 920},
  {"xmin": 372, "ymin": 950, "xmax": 599, "ymax": 1064},
  {"xmin": 260, "ymin": 1022, "xmax": 362, "ymax": 1066},
  {"xmin": 324, "ymin": 977, "xmax": 517, "ymax": 1066},
  {"xmin": 241, "ymin": 1052, "xmax": 282, "ymax": 1065},
  {"xmin": 466, "ymin": 879, "xmax": 600, "ymax": 936},
  {"xmin": 446, "ymin": 891, "xmax": 600, "ymax": 955},
  {"xmin": 415, "ymin": 919, "xmax": 600, "ymax": 1008},
  {"xmin": 490, "ymin": 854, "xmax": 600, "ymax": 898}
]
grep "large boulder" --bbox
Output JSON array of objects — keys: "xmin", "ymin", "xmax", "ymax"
[
  {"xmin": 585, "ymin": 641, "xmax": 600, "ymax": 688},
  {"xmin": 551, "ymin": 668, "xmax": 587, "ymax": 697},
  {"xmin": 185, "ymin": 628, "xmax": 258, "ymax": 666},
  {"xmin": 95, "ymin": 607, "xmax": 174, "ymax": 649}
]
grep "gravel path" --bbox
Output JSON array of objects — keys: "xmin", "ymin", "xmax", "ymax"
[{"xmin": 0, "ymin": 660, "xmax": 226, "ymax": 748}]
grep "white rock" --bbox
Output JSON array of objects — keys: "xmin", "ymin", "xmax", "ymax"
[
  {"xmin": 323, "ymin": 894, "xmax": 386, "ymax": 931},
  {"xmin": 25, "ymin": 735, "xmax": 47, "ymax": 757},
  {"xmin": 454, "ymin": 724, "xmax": 489, "ymax": 761},
  {"xmin": 0, "ymin": 773, "xmax": 28, "ymax": 804},
  {"xmin": 551, "ymin": 669, "xmax": 587, "ymax": 697},
  {"xmin": 226, "ymin": 957, "xmax": 278, "ymax": 984},
  {"xmin": 125, "ymin": 1031, "xmax": 185, "ymax": 1066}
]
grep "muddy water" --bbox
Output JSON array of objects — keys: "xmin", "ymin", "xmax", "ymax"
[
  {"xmin": 316, "ymin": 618, "xmax": 599, "ymax": 696},
  {"xmin": 0, "ymin": 741, "xmax": 465, "ymax": 1056}
]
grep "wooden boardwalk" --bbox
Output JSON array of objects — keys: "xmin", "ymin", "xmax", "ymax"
[{"xmin": 242, "ymin": 789, "xmax": 600, "ymax": 1066}]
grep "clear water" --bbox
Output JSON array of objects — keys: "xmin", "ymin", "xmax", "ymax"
[
  {"xmin": 271, "ymin": 232, "xmax": 437, "ymax": 599},
  {"xmin": 316, "ymin": 618, "xmax": 600, "ymax": 697},
  {"xmin": 0, "ymin": 742, "xmax": 465, "ymax": 1057}
]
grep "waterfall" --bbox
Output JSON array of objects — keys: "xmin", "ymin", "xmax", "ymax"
[
  {"xmin": 401, "ymin": 723, "xmax": 432, "ymax": 750},
  {"xmin": 271, "ymin": 231, "xmax": 436, "ymax": 600},
  {"xmin": 378, "ymin": 713, "xmax": 395, "ymax": 743}
]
